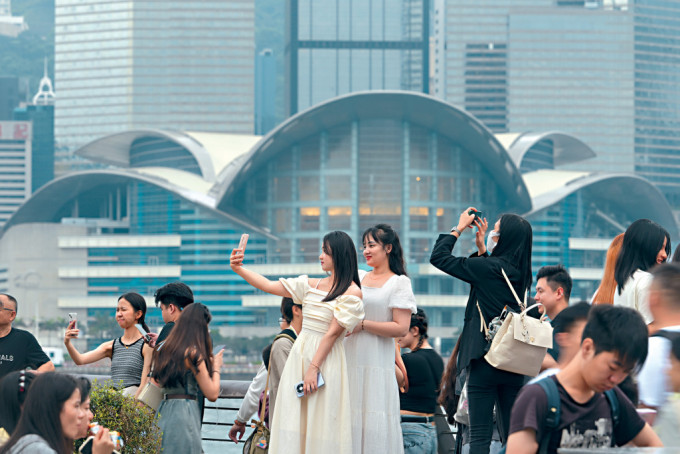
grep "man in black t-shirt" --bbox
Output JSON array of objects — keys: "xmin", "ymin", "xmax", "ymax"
[
  {"xmin": 0, "ymin": 293, "xmax": 53, "ymax": 378},
  {"xmin": 507, "ymin": 305, "xmax": 661, "ymax": 454},
  {"xmin": 154, "ymin": 282, "xmax": 195, "ymax": 345}
]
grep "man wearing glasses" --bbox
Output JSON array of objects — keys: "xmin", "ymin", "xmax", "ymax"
[{"xmin": 0, "ymin": 293, "xmax": 54, "ymax": 378}]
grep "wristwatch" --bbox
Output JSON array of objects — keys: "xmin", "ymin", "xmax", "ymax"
[{"xmin": 450, "ymin": 227, "xmax": 462, "ymax": 235}]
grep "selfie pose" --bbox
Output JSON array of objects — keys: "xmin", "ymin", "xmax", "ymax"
[
  {"xmin": 431, "ymin": 208, "xmax": 533, "ymax": 454},
  {"xmin": 230, "ymin": 231, "xmax": 364, "ymax": 454},
  {"xmin": 345, "ymin": 224, "xmax": 417, "ymax": 454},
  {"xmin": 64, "ymin": 293, "xmax": 153, "ymax": 398}
]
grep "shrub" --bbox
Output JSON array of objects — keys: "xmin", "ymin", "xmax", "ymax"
[{"xmin": 76, "ymin": 380, "xmax": 162, "ymax": 453}]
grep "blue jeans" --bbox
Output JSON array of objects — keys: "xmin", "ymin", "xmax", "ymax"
[{"xmin": 401, "ymin": 422, "xmax": 437, "ymax": 454}]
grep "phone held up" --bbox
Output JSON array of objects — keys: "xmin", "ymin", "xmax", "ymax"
[
  {"xmin": 238, "ymin": 233, "xmax": 249, "ymax": 252},
  {"xmin": 68, "ymin": 313, "xmax": 77, "ymax": 329},
  {"xmin": 212, "ymin": 344, "xmax": 225, "ymax": 355},
  {"xmin": 295, "ymin": 372, "xmax": 325, "ymax": 398},
  {"xmin": 468, "ymin": 209, "xmax": 483, "ymax": 222},
  {"xmin": 134, "ymin": 324, "xmax": 151, "ymax": 343}
]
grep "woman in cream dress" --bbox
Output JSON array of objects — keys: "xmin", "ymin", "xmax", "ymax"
[
  {"xmin": 230, "ymin": 231, "xmax": 364, "ymax": 454},
  {"xmin": 345, "ymin": 224, "xmax": 417, "ymax": 453}
]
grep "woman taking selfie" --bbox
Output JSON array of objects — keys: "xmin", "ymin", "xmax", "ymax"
[
  {"xmin": 0, "ymin": 372, "xmax": 113, "ymax": 454},
  {"xmin": 345, "ymin": 224, "xmax": 416, "ymax": 453},
  {"xmin": 430, "ymin": 208, "xmax": 533, "ymax": 454},
  {"xmin": 153, "ymin": 303, "xmax": 223, "ymax": 454},
  {"xmin": 230, "ymin": 231, "xmax": 364, "ymax": 454},
  {"xmin": 64, "ymin": 293, "xmax": 153, "ymax": 397}
]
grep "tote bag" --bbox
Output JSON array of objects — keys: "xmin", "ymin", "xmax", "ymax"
[{"xmin": 479, "ymin": 269, "xmax": 553, "ymax": 377}]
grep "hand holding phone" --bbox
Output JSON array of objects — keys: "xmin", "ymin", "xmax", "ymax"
[
  {"xmin": 238, "ymin": 233, "xmax": 249, "ymax": 252},
  {"xmin": 135, "ymin": 324, "xmax": 151, "ymax": 343},
  {"xmin": 212, "ymin": 344, "xmax": 225, "ymax": 355},
  {"xmin": 295, "ymin": 372, "xmax": 325, "ymax": 397},
  {"xmin": 68, "ymin": 313, "xmax": 77, "ymax": 329}
]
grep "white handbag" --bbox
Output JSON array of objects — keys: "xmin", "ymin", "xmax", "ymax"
[{"xmin": 478, "ymin": 269, "xmax": 553, "ymax": 377}]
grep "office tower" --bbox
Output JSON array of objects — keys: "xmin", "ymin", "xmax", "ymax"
[
  {"xmin": 0, "ymin": 121, "xmax": 31, "ymax": 228},
  {"xmin": 444, "ymin": 0, "xmax": 680, "ymax": 224},
  {"xmin": 0, "ymin": 77, "xmax": 21, "ymax": 120},
  {"xmin": 285, "ymin": 0, "xmax": 430, "ymax": 115},
  {"xmin": 55, "ymin": 0, "xmax": 255, "ymax": 151},
  {"xmin": 255, "ymin": 49, "xmax": 277, "ymax": 135}
]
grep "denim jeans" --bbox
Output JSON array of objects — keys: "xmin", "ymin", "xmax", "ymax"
[{"xmin": 401, "ymin": 422, "xmax": 437, "ymax": 454}]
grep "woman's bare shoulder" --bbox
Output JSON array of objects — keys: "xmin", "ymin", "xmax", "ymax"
[{"xmin": 344, "ymin": 285, "xmax": 363, "ymax": 299}]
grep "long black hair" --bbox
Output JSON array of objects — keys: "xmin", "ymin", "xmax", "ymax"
[
  {"xmin": 119, "ymin": 292, "xmax": 150, "ymax": 332},
  {"xmin": 489, "ymin": 213, "xmax": 533, "ymax": 295},
  {"xmin": 153, "ymin": 303, "xmax": 214, "ymax": 388},
  {"xmin": 0, "ymin": 370, "xmax": 36, "ymax": 435},
  {"xmin": 0, "ymin": 372, "xmax": 79, "ymax": 454},
  {"xmin": 615, "ymin": 219, "xmax": 671, "ymax": 294},
  {"xmin": 362, "ymin": 224, "xmax": 408, "ymax": 276},
  {"xmin": 409, "ymin": 308, "xmax": 429, "ymax": 351},
  {"xmin": 322, "ymin": 231, "xmax": 361, "ymax": 302}
]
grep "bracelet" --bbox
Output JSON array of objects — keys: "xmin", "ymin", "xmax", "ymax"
[
  {"xmin": 310, "ymin": 362, "xmax": 320, "ymax": 370},
  {"xmin": 450, "ymin": 227, "xmax": 462, "ymax": 236},
  {"xmin": 233, "ymin": 419, "xmax": 246, "ymax": 427},
  {"xmin": 361, "ymin": 320, "xmax": 365, "ymax": 331}
]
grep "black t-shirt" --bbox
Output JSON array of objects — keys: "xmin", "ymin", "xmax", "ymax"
[
  {"xmin": 0, "ymin": 328, "xmax": 51, "ymax": 378},
  {"xmin": 156, "ymin": 321, "xmax": 175, "ymax": 345},
  {"xmin": 509, "ymin": 375, "xmax": 645, "ymax": 453},
  {"xmin": 400, "ymin": 348, "xmax": 445, "ymax": 414}
]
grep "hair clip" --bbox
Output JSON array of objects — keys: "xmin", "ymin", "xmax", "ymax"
[{"xmin": 18, "ymin": 370, "xmax": 26, "ymax": 393}]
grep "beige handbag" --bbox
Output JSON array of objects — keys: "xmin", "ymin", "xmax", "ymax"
[
  {"xmin": 478, "ymin": 269, "xmax": 553, "ymax": 377},
  {"xmin": 137, "ymin": 363, "xmax": 162, "ymax": 411}
]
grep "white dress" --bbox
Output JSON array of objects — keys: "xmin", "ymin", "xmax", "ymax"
[
  {"xmin": 269, "ymin": 275, "xmax": 364, "ymax": 454},
  {"xmin": 344, "ymin": 269, "xmax": 417, "ymax": 454},
  {"xmin": 613, "ymin": 269, "xmax": 653, "ymax": 323}
]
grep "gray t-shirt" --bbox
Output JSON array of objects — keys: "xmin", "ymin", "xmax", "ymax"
[{"xmin": 6, "ymin": 434, "xmax": 58, "ymax": 453}]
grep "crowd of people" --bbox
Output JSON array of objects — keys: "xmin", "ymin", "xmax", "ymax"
[{"xmin": 1, "ymin": 209, "xmax": 680, "ymax": 454}]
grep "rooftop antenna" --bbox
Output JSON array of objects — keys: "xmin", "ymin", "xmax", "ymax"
[{"xmin": 32, "ymin": 57, "xmax": 55, "ymax": 105}]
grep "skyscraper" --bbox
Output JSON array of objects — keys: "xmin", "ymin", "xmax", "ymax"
[
  {"xmin": 255, "ymin": 49, "xmax": 277, "ymax": 135},
  {"xmin": 55, "ymin": 0, "xmax": 255, "ymax": 151},
  {"xmin": 285, "ymin": 0, "xmax": 430, "ymax": 115},
  {"xmin": 0, "ymin": 121, "xmax": 32, "ymax": 229},
  {"xmin": 443, "ymin": 0, "xmax": 680, "ymax": 225}
]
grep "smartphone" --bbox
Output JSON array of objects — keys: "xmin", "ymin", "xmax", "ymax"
[
  {"xmin": 295, "ymin": 372, "xmax": 325, "ymax": 398},
  {"xmin": 468, "ymin": 209, "xmax": 483, "ymax": 221},
  {"xmin": 68, "ymin": 313, "xmax": 77, "ymax": 329},
  {"xmin": 238, "ymin": 233, "xmax": 249, "ymax": 251},
  {"xmin": 212, "ymin": 344, "xmax": 225, "ymax": 355},
  {"xmin": 135, "ymin": 324, "xmax": 151, "ymax": 343}
]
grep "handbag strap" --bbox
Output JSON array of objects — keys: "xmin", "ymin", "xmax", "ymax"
[
  {"xmin": 257, "ymin": 367, "xmax": 270, "ymax": 422},
  {"xmin": 476, "ymin": 302, "xmax": 489, "ymax": 336},
  {"xmin": 501, "ymin": 268, "xmax": 527, "ymax": 311}
]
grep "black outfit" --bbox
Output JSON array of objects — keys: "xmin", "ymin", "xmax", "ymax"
[
  {"xmin": 156, "ymin": 321, "xmax": 175, "ymax": 345},
  {"xmin": 509, "ymin": 375, "xmax": 645, "ymax": 453},
  {"xmin": 546, "ymin": 309, "xmax": 566, "ymax": 362},
  {"xmin": 400, "ymin": 348, "xmax": 445, "ymax": 413},
  {"xmin": 430, "ymin": 234, "xmax": 526, "ymax": 454},
  {"xmin": 0, "ymin": 328, "xmax": 51, "ymax": 378}
]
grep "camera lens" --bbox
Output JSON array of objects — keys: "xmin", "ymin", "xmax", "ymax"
[{"xmin": 296, "ymin": 383, "xmax": 304, "ymax": 393}]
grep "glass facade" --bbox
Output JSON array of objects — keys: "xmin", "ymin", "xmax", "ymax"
[
  {"xmin": 286, "ymin": 0, "xmax": 430, "ymax": 114},
  {"xmin": 55, "ymin": 0, "xmax": 255, "ymax": 152}
]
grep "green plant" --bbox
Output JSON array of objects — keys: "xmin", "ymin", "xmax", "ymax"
[{"xmin": 77, "ymin": 379, "xmax": 162, "ymax": 453}]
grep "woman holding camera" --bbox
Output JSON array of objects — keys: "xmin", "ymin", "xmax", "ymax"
[
  {"xmin": 230, "ymin": 231, "xmax": 364, "ymax": 454},
  {"xmin": 430, "ymin": 208, "xmax": 533, "ymax": 454},
  {"xmin": 64, "ymin": 293, "xmax": 153, "ymax": 398}
]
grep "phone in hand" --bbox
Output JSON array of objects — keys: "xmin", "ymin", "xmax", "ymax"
[
  {"xmin": 295, "ymin": 372, "xmax": 325, "ymax": 397},
  {"xmin": 68, "ymin": 313, "xmax": 77, "ymax": 329},
  {"xmin": 468, "ymin": 209, "xmax": 483, "ymax": 222},
  {"xmin": 238, "ymin": 233, "xmax": 249, "ymax": 251},
  {"xmin": 213, "ymin": 344, "xmax": 225, "ymax": 355},
  {"xmin": 135, "ymin": 324, "xmax": 151, "ymax": 343}
]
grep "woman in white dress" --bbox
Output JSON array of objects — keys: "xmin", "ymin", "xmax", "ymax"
[
  {"xmin": 345, "ymin": 224, "xmax": 417, "ymax": 453},
  {"xmin": 230, "ymin": 231, "xmax": 364, "ymax": 454},
  {"xmin": 614, "ymin": 218, "xmax": 671, "ymax": 326}
]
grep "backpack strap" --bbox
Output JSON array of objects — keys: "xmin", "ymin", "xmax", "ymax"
[
  {"xmin": 535, "ymin": 377, "xmax": 561, "ymax": 454},
  {"xmin": 652, "ymin": 329, "xmax": 680, "ymax": 342},
  {"xmin": 273, "ymin": 333, "xmax": 296, "ymax": 344},
  {"xmin": 604, "ymin": 388, "xmax": 620, "ymax": 428}
]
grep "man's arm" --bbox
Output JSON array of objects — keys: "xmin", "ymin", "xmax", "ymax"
[
  {"xmin": 630, "ymin": 423, "xmax": 663, "ymax": 447},
  {"xmin": 268, "ymin": 337, "xmax": 294, "ymax": 425},
  {"xmin": 228, "ymin": 363, "xmax": 267, "ymax": 443},
  {"xmin": 540, "ymin": 353, "xmax": 558, "ymax": 371},
  {"xmin": 35, "ymin": 360, "xmax": 55, "ymax": 373},
  {"xmin": 506, "ymin": 429, "xmax": 538, "ymax": 454}
]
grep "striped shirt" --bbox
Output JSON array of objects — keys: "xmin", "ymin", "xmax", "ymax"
[{"xmin": 111, "ymin": 337, "xmax": 145, "ymax": 388}]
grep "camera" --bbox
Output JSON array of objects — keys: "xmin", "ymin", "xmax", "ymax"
[{"xmin": 468, "ymin": 209, "xmax": 483, "ymax": 221}]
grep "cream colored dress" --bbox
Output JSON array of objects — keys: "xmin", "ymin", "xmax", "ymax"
[
  {"xmin": 345, "ymin": 270, "xmax": 417, "ymax": 454},
  {"xmin": 268, "ymin": 275, "xmax": 365, "ymax": 454}
]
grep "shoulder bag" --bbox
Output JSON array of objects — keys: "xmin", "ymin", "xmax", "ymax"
[
  {"xmin": 137, "ymin": 362, "xmax": 163, "ymax": 411},
  {"xmin": 243, "ymin": 367, "xmax": 270, "ymax": 454},
  {"xmin": 478, "ymin": 268, "xmax": 553, "ymax": 377}
]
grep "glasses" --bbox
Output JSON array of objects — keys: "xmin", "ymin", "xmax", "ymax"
[
  {"xmin": 0, "ymin": 307, "xmax": 14, "ymax": 312},
  {"xmin": 278, "ymin": 317, "xmax": 286, "ymax": 324}
]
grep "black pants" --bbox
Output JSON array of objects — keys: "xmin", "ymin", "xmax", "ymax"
[{"xmin": 467, "ymin": 358, "xmax": 524, "ymax": 454}]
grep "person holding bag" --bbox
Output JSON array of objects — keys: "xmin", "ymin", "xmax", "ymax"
[{"xmin": 430, "ymin": 208, "xmax": 533, "ymax": 454}]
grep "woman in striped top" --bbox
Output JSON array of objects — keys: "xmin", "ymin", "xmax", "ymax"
[{"xmin": 64, "ymin": 293, "xmax": 153, "ymax": 397}]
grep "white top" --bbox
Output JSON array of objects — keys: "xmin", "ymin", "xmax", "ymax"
[
  {"xmin": 236, "ymin": 363, "xmax": 267, "ymax": 423},
  {"xmin": 638, "ymin": 325, "xmax": 680, "ymax": 408},
  {"xmin": 613, "ymin": 269, "xmax": 654, "ymax": 324}
]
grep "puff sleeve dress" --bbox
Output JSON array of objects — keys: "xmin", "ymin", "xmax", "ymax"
[
  {"xmin": 268, "ymin": 275, "xmax": 365, "ymax": 454},
  {"xmin": 344, "ymin": 270, "xmax": 417, "ymax": 454}
]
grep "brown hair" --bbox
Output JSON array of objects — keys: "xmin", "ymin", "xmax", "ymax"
[{"xmin": 592, "ymin": 233, "xmax": 624, "ymax": 305}]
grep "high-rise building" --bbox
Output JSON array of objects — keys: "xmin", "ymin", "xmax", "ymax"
[
  {"xmin": 285, "ymin": 0, "xmax": 430, "ymax": 115},
  {"xmin": 0, "ymin": 77, "xmax": 21, "ymax": 120},
  {"xmin": 255, "ymin": 49, "xmax": 277, "ymax": 135},
  {"xmin": 54, "ymin": 0, "xmax": 255, "ymax": 151},
  {"xmin": 443, "ymin": 0, "xmax": 680, "ymax": 227},
  {"xmin": 0, "ymin": 121, "xmax": 32, "ymax": 229}
]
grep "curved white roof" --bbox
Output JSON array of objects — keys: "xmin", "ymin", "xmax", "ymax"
[{"xmin": 497, "ymin": 131, "xmax": 596, "ymax": 170}]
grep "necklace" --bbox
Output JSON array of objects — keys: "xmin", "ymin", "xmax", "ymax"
[{"xmin": 120, "ymin": 338, "xmax": 137, "ymax": 349}]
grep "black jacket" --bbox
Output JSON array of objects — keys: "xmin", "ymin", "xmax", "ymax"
[{"xmin": 430, "ymin": 234, "xmax": 526, "ymax": 374}]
